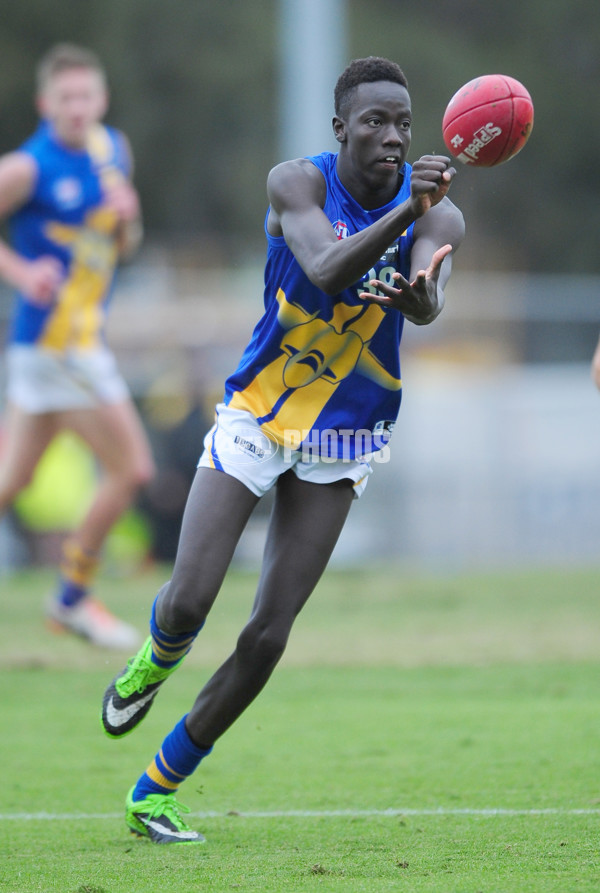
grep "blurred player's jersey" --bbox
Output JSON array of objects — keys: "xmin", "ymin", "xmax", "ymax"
[
  {"xmin": 224, "ymin": 151, "xmax": 415, "ymax": 458},
  {"xmin": 8, "ymin": 121, "xmax": 131, "ymax": 351}
]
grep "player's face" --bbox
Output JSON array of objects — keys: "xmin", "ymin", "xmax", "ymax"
[
  {"xmin": 37, "ymin": 67, "xmax": 108, "ymax": 148},
  {"xmin": 335, "ymin": 81, "xmax": 412, "ymax": 203}
]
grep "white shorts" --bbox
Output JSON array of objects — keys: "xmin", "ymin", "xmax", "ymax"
[
  {"xmin": 6, "ymin": 345, "xmax": 130, "ymax": 413},
  {"xmin": 198, "ymin": 403, "xmax": 374, "ymax": 498}
]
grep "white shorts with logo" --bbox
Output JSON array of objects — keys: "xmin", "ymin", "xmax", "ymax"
[
  {"xmin": 198, "ymin": 403, "xmax": 374, "ymax": 498},
  {"xmin": 6, "ymin": 345, "xmax": 130, "ymax": 413}
]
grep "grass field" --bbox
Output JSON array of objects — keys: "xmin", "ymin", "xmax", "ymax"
[{"xmin": 2, "ymin": 561, "xmax": 600, "ymax": 892}]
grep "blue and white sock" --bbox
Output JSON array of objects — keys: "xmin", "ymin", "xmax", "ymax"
[
  {"xmin": 132, "ymin": 715, "xmax": 212, "ymax": 800},
  {"xmin": 149, "ymin": 595, "xmax": 202, "ymax": 668}
]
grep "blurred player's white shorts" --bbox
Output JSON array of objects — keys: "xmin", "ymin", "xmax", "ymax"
[
  {"xmin": 6, "ymin": 345, "xmax": 130, "ymax": 413},
  {"xmin": 198, "ymin": 402, "xmax": 373, "ymax": 498}
]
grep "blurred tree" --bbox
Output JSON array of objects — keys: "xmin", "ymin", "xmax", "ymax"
[
  {"xmin": 348, "ymin": 0, "xmax": 600, "ymax": 273},
  {"xmin": 0, "ymin": 0, "xmax": 597, "ymax": 272},
  {"xmin": 0, "ymin": 0, "xmax": 276, "ymax": 260}
]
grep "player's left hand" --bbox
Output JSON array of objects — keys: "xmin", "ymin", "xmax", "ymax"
[{"xmin": 358, "ymin": 244, "xmax": 452, "ymax": 323}]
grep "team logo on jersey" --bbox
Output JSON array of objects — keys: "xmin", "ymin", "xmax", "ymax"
[
  {"xmin": 333, "ymin": 220, "xmax": 349, "ymax": 239},
  {"xmin": 230, "ymin": 289, "xmax": 403, "ymax": 453},
  {"xmin": 53, "ymin": 177, "xmax": 83, "ymax": 210}
]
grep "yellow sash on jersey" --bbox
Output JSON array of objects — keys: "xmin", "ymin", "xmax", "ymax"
[
  {"xmin": 40, "ymin": 125, "xmax": 123, "ymax": 351},
  {"xmin": 230, "ymin": 288, "xmax": 402, "ymax": 445}
]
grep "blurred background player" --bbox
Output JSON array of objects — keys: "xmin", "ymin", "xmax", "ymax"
[
  {"xmin": 0, "ymin": 43, "xmax": 155, "ymax": 648},
  {"xmin": 102, "ymin": 56, "xmax": 464, "ymax": 843}
]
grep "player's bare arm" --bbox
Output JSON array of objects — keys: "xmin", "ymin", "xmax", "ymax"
[
  {"xmin": 268, "ymin": 155, "xmax": 454, "ymax": 297},
  {"xmin": 359, "ymin": 189, "xmax": 464, "ymax": 325},
  {"xmin": 0, "ymin": 152, "xmax": 63, "ymax": 304}
]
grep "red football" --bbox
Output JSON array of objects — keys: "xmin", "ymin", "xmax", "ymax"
[{"xmin": 442, "ymin": 74, "xmax": 534, "ymax": 167}]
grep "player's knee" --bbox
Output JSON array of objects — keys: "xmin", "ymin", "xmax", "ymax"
[
  {"xmin": 158, "ymin": 576, "xmax": 210, "ymax": 634},
  {"xmin": 129, "ymin": 455, "xmax": 155, "ymax": 490},
  {"xmin": 111, "ymin": 455, "xmax": 154, "ymax": 496},
  {"xmin": 236, "ymin": 620, "xmax": 289, "ymax": 671}
]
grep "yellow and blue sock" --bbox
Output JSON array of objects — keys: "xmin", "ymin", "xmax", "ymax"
[
  {"xmin": 56, "ymin": 539, "xmax": 99, "ymax": 608},
  {"xmin": 149, "ymin": 595, "xmax": 202, "ymax": 669},
  {"xmin": 132, "ymin": 715, "xmax": 212, "ymax": 800}
]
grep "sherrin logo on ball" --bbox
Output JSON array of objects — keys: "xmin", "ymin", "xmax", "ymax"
[{"xmin": 442, "ymin": 74, "xmax": 534, "ymax": 167}]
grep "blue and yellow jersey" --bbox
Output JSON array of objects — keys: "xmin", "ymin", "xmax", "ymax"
[
  {"xmin": 8, "ymin": 121, "xmax": 131, "ymax": 351},
  {"xmin": 224, "ymin": 151, "xmax": 415, "ymax": 458}
]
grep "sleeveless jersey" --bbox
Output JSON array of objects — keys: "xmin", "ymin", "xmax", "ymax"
[
  {"xmin": 224, "ymin": 151, "xmax": 415, "ymax": 459},
  {"xmin": 8, "ymin": 121, "xmax": 131, "ymax": 351}
]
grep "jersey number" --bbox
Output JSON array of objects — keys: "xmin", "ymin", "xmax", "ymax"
[{"xmin": 357, "ymin": 265, "xmax": 397, "ymax": 298}]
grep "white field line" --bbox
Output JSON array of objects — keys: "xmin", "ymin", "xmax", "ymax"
[{"xmin": 1, "ymin": 807, "xmax": 600, "ymax": 821}]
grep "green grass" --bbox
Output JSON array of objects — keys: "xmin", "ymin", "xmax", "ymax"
[{"xmin": 2, "ymin": 562, "xmax": 600, "ymax": 892}]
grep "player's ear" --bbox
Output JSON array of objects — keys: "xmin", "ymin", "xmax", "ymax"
[
  {"xmin": 36, "ymin": 92, "xmax": 48, "ymax": 118},
  {"xmin": 99, "ymin": 88, "xmax": 110, "ymax": 119},
  {"xmin": 332, "ymin": 116, "xmax": 346, "ymax": 144}
]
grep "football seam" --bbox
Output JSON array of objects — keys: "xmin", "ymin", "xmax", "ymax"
[{"xmin": 443, "ymin": 74, "xmax": 530, "ymax": 121}]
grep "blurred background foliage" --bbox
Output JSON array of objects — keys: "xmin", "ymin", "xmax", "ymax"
[
  {"xmin": 1, "ymin": 0, "xmax": 599, "ymax": 570},
  {"xmin": 0, "ymin": 0, "xmax": 597, "ymax": 273}
]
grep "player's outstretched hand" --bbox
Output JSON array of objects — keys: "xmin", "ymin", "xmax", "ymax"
[
  {"xmin": 409, "ymin": 155, "xmax": 456, "ymax": 217},
  {"xmin": 358, "ymin": 244, "xmax": 452, "ymax": 324}
]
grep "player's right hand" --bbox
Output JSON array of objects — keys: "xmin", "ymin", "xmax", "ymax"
[
  {"xmin": 409, "ymin": 155, "xmax": 456, "ymax": 217},
  {"xmin": 104, "ymin": 176, "xmax": 141, "ymax": 224},
  {"xmin": 20, "ymin": 256, "xmax": 64, "ymax": 305}
]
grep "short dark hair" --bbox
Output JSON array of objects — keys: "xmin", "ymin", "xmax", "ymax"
[
  {"xmin": 36, "ymin": 43, "xmax": 106, "ymax": 94},
  {"xmin": 334, "ymin": 57, "xmax": 408, "ymax": 118}
]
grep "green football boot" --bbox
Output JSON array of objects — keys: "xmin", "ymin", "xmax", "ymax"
[
  {"xmin": 102, "ymin": 636, "xmax": 181, "ymax": 738},
  {"xmin": 125, "ymin": 787, "xmax": 206, "ymax": 844}
]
